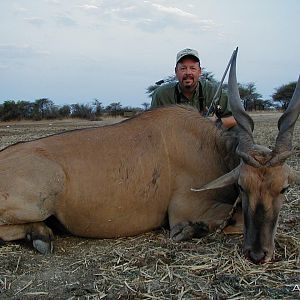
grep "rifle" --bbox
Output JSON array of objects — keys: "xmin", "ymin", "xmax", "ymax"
[{"xmin": 205, "ymin": 47, "xmax": 238, "ymax": 117}]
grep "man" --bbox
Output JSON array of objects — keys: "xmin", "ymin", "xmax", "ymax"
[{"xmin": 151, "ymin": 48, "xmax": 236, "ymax": 129}]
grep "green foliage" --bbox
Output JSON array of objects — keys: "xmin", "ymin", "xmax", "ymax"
[
  {"xmin": 141, "ymin": 102, "xmax": 150, "ymax": 110},
  {"xmin": 0, "ymin": 100, "xmax": 34, "ymax": 121},
  {"xmin": 0, "ymin": 98, "xmax": 63, "ymax": 121},
  {"xmin": 272, "ymin": 81, "xmax": 297, "ymax": 109},
  {"xmin": 237, "ymin": 82, "xmax": 262, "ymax": 111},
  {"xmin": 0, "ymin": 98, "xmax": 147, "ymax": 121},
  {"xmin": 201, "ymin": 70, "xmax": 218, "ymax": 83},
  {"xmin": 105, "ymin": 102, "xmax": 122, "ymax": 117},
  {"xmin": 71, "ymin": 103, "xmax": 94, "ymax": 119},
  {"xmin": 2, "ymin": 78, "xmax": 291, "ymax": 121},
  {"xmin": 58, "ymin": 105, "xmax": 71, "ymax": 118},
  {"xmin": 93, "ymin": 99, "xmax": 104, "ymax": 116},
  {"xmin": 32, "ymin": 98, "xmax": 59, "ymax": 120}
]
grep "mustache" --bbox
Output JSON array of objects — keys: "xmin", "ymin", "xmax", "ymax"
[{"xmin": 183, "ymin": 75, "xmax": 194, "ymax": 80}]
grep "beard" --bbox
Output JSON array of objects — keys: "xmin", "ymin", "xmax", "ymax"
[{"xmin": 182, "ymin": 76, "xmax": 196, "ymax": 90}]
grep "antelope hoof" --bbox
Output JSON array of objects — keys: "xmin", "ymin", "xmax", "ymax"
[
  {"xmin": 26, "ymin": 224, "xmax": 54, "ymax": 254},
  {"xmin": 171, "ymin": 221, "xmax": 209, "ymax": 241},
  {"xmin": 33, "ymin": 239, "xmax": 53, "ymax": 254}
]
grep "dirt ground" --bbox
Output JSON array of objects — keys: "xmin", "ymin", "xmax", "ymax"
[{"xmin": 0, "ymin": 114, "xmax": 299, "ymax": 300}]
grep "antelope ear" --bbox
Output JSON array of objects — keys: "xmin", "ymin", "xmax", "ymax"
[
  {"xmin": 191, "ymin": 166, "xmax": 240, "ymax": 192},
  {"xmin": 288, "ymin": 167, "xmax": 300, "ymax": 184}
]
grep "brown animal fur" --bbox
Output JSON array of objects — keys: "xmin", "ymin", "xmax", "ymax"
[{"xmin": 0, "ymin": 106, "xmax": 239, "ymax": 253}]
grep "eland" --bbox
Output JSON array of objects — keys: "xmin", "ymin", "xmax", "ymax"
[{"xmin": 0, "ymin": 49, "xmax": 299, "ymax": 264}]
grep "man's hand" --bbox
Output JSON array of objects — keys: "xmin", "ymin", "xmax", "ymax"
[
  {"xmin": 221, "ymin": 116, "xmax": 237, "ymax": 128},
  {"xmin": 208, "ymin": 115, "xmax": 237, "ymax": 129}
]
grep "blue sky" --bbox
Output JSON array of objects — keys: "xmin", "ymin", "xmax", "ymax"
[{"xmin": 0, "ymin": 0, "xmax": 299, "ymax": 108}]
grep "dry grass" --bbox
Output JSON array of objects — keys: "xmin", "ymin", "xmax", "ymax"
[{"xmin": 0, "ymin": 113, "xmax": 299, "ymax": 300}]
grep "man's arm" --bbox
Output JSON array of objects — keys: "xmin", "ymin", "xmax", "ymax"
[
  {"xmin": 202, "ymin": 80, "xmax": 237, "ymax": 128},
  {"xmin": 151, "ymin": 91, "xmax": 162, "ymax": 108},
  {"xmin": 151, "ymin": 84, "xmax": 175, "ymax": 108},
  {"xmin": 217, "ymin": 95, "xmax": 237, "ymax": 128}
]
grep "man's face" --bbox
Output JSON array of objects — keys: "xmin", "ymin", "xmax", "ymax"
[{"xmin": 175, "ymin": 57, "xmax": 201, "ymax": 91}]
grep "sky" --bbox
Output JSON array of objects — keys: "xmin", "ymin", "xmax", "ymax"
[{"xmin": 0, "ymin": 0, "xmax": 299, "ymax": 108}]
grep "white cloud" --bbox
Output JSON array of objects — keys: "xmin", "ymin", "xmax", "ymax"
[
  {"xmin": 149, "ymin": 2, "xmax": 217, "ymax": 31},
  {"xmin": 44, "ymin": 0, "xmax": 61, "ymax": 4},
  {"xmin": 74, "ymin": 1, "xmax": 218, "ymax": 33},
  {"xmin": 24, "ymin": 17, "xmax": 46, "ymax": 27},
  {"xmin": 151, "ymin": 3, "xmax": 196, "ymax": 18},
  {"xmin": 78, "ymin": 4, "xmax": 99, "ymax": 10}
]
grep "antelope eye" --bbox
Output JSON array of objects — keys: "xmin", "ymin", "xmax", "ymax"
[{"xmin": 280, "ymin": 186, "xmax": 290, "ymax": 194}]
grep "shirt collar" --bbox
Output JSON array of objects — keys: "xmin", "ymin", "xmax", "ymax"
[{"xmin": 177, "ymin": 81, "xmax": 199, "ymax": 101}]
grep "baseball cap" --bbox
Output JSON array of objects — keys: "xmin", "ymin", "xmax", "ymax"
[{"xmin": 176, "ymin": 48, "xmax": 200, "ymax": 64}]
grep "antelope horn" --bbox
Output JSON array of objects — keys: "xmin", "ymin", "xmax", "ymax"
[
  {"xmin": 228, "ymin": 48, "xmax": 255, "ymax": 153},
  {"xmin": 274, "ymin": 75, "xmax": 300, "ymax": 154}
]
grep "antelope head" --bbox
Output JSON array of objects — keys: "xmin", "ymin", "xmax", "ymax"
[{"xmin": 194, "ymin": 48, "xmax": 300, "ymax": 264}]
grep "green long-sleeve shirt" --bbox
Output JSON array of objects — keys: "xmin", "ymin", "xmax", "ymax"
[{"xmin": 151, "ymin": 79, "xmax": 232, "ymax": 117}]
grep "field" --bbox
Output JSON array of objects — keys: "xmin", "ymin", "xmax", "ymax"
[{"xmin": 0, "ymin": 113, "xmax": 299, "ymax": 300}]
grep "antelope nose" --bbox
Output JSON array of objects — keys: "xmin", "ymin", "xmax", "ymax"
[{"xmin": 248, "ymin": 250, "xmax": 267, "ymax": 264}]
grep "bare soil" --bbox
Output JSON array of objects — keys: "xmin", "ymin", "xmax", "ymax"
[{"xmin": 0, "ymin": 114, "xmax": 299, "ymax": 300}]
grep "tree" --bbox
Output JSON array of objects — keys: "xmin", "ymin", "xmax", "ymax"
[
  {"xmin": 0, "ymin": 100, "xmax": 34, "ymax": 121},
  {"xmin": 0, "ymin": 100, "xmax": 19, "ymax": 121},
  {"xmin": 93, "ymin": 99, "xmax": 104, "ymax": 116},
  {"xmin": 272, "ymin": 81, "xmax": 297, "ymax": 110},
  {"xmin": 141, "ymin": 102, "xmax": 150, "ymax": 110},
  {"xmin": 58, "ymin": 105, "xmax": 71, "ymax": 118},
  {"xmin": 260, "ymin": 99, "xmax": 276, "ymax": 110},
  {"xmin": 237, "ymin": 82, "xmax": 262, "ymax": 111},
  {"xmin": 71, "ymin": 103, "xmax": 94, "ymax": 119},
  {"xmin": 146, "ymin": 75, "xmax": 176, "ymax": 98},
  {"xmin": 33, "ymin": 98, "xmax": 58, "ymax": 120},
  {"xmin": 106, "ymin": 102, "xmax": 122, "ymax": 117},
  {"xmin": 17, "ymin": 100, "xmax": 34, "ymax": 119},
  {"xmin": 200, "ymin": 70, "xmax": 217, "ymax": 83},
  {"xmin": 253, "ymin": 99, "xmax": 265, "ymax": 110}
]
